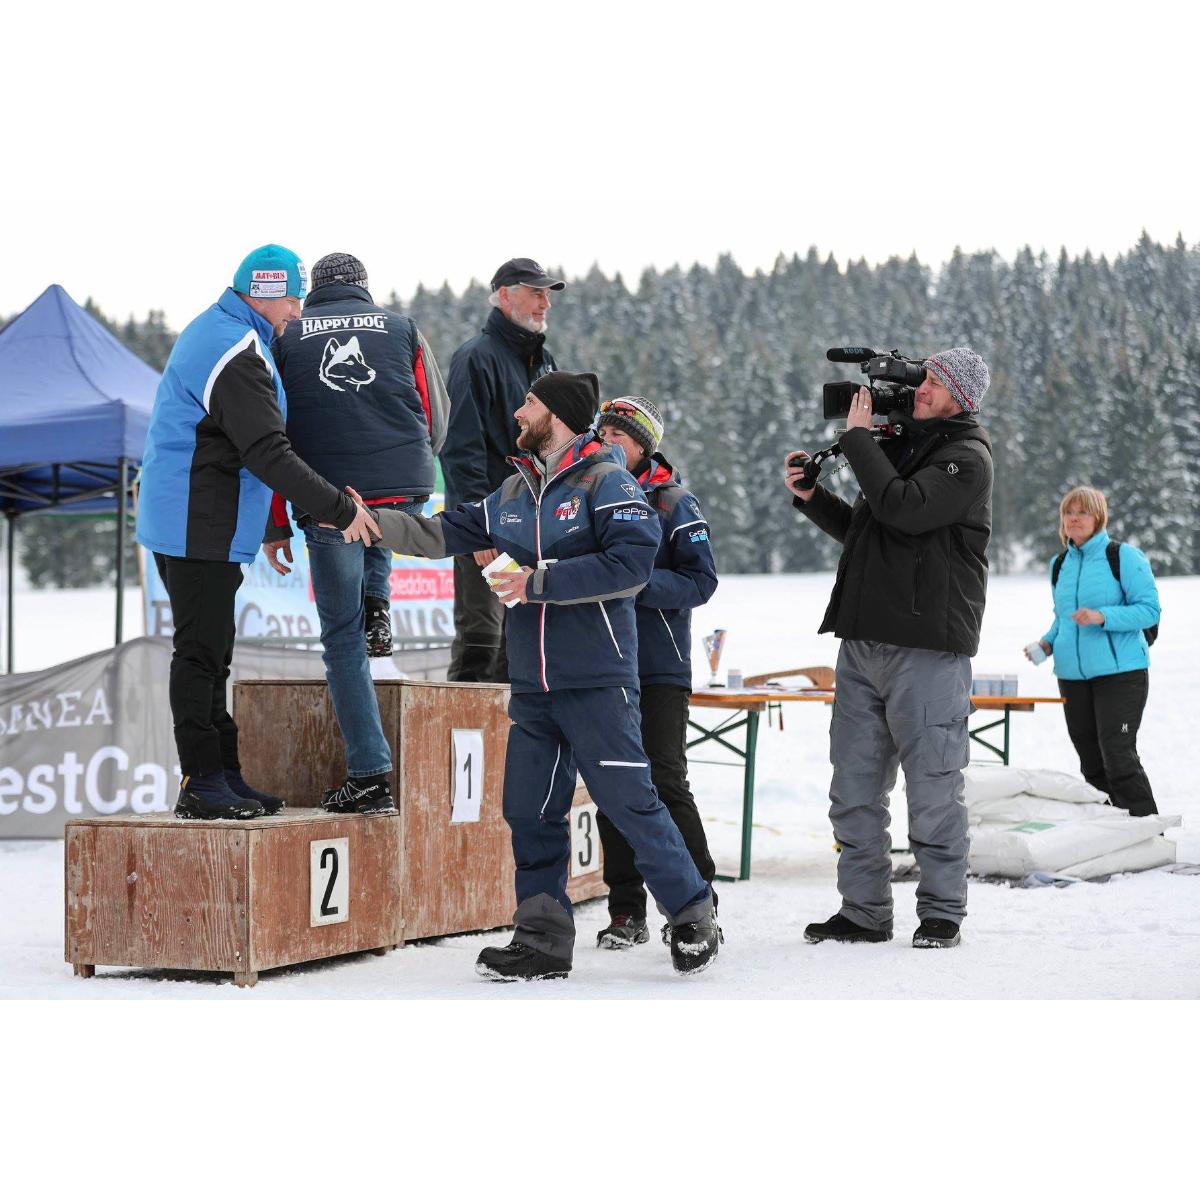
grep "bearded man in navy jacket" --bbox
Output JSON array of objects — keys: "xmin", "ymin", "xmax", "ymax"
[{"xmin": 354, "ymin": 371, "xmax": 721, "ymax": 981}]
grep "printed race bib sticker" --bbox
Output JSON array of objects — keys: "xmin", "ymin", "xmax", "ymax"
[{"xmin": 249, "ymin": 269, "xmax": 289, "ymax": 299}]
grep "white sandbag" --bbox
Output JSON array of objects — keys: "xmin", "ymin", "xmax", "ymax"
[
  {"xmin": 963, "ymin": 766, "xmax": 1107, "ymax": 807},
  {"xmin": 968, "ymin": 813, "xmax": 1180, "ymax": 878},
  {"xmin": 1063, "ymin": 836, "xmax": 1178, "ymax": 881},
  {"xmin": 967, "ymin": 794, "xmax": 1113, "ymax": 826}
]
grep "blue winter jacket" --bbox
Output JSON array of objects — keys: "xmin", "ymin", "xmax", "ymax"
[
  {"xmin": 372, "ymin": 435, "xmax": 660, "ymax": 693},
  {"xmin": 633, "ymin": 454, "xmax": 718, "ymax": 687},
  {"xmin": 137, "ymin": 289, "xmax": 353, "ymax": 562},
  {"xmin": 1041, "ymin": 530, "xmax": 1160, "ymax": 680}
]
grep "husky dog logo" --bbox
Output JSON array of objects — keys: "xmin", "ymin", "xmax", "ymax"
[{"xmin": 319, "ymin": 336, "xmax": 376, "ymax": 392}]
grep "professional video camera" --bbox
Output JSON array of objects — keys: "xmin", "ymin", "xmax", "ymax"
[
  {"xmin": 787, "ymin": 345, "xmax": 928, "ymax": 490},
  {"xmin": 822, "ymin": 346, "xmax": 927, "ymax": 419}
]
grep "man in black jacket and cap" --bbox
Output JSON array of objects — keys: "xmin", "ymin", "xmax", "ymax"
[
  {"xmin": 785, "ymin": 347, "xmax": 993, "ymax": 951},
  {"xmin": 440, "ymin": 258, "xmax": 563, "ymax": 682}
]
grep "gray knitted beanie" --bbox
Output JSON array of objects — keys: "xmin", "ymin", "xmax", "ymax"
[
  {"xmin": 311, "ymin": 252, "xmax": 368, "ymax": 291},
  {"xmin": 923, "ymin": 347, "xmax": 990, "ymax": 414}
]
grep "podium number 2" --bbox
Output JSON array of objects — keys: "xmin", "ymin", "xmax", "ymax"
[
  {"xmin": 570, "ymin": 802, "xmax": 600, "ymax": 878},
  {"xmin": 310, "ymin": 837, "xmax": 349, "ymax": 926}
]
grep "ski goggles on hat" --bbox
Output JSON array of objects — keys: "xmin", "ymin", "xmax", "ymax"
[{"xmin": 598, "ymin": 398, "xmax": 660, "ymax": 446}]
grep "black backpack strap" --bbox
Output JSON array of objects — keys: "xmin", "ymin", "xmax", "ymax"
[
  {"xmin": 1051, "ymin": 550, "xmax": 1067, "ymax": 587},
  {"xmin": 1106, "ymin": 539, "xmax": 1122, "ymax": 583}
]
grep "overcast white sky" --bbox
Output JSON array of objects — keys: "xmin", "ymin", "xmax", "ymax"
[{"xmin": 3, "ymin": 0, "xmax": 1195, "ymax": 327}]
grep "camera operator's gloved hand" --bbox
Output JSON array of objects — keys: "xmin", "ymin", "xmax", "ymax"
[{"xmin": 783, "ymin": 451, "xmax": 816, "ymax": 502}]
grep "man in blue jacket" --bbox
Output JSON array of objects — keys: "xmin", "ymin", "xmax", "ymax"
[
  {"xmin": 359, "ymin": 371, "xmax": 720, "ymax": 981},
  {"xmin": 440, "ymin": 258, "xmax": 562, "ymax": 684},
  {"xmin": 591, "ymin": 396, "xmax": 720, "ymax": 949},
  {"xmin": 266, "ymin": 252, "xmax": 450, "ymax": 815},
  {"xmin": 136, "ymin": 245, "xmax": 379, "ymax": 820}
]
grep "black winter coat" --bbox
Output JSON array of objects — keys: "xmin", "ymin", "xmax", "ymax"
[
  {"xmin": 797, "ymin": 414, "xmax": 993, "ymax": 655},
  {"xmin": 441, "ymin": 308, "xmax": 556, "ymax": 509}
]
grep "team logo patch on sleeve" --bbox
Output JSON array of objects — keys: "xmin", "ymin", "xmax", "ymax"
[
  {"xmin": 689, "ymin": 529, "xmax": 709, "ymax": 542},
  {"xmin": 613, "ymin": 505, "xmax": 651, "ymax": 521},
  {"xmin": 620, "ymin": 484, "xmax": 638, "ymax": 497},
  {"xmin": 555, "ymin": 496, "xmax": 581, "ymax": 521}
]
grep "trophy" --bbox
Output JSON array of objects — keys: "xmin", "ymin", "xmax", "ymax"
[{"xmin": 702, "ymin": 629, "xmax": 727, "ymax": 687}]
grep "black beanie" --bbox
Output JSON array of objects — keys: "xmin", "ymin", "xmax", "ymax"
[{"xmin": 530, "ymin": 371, "xmax": 599, "ymax": 434}]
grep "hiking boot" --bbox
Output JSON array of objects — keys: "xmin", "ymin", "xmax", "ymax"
[
  {"xmin": 804, "ymin": 913, "xmax": 892, "ymax": 944},
  {"xmin": 912, "ymin": 918, "xmax": 961, "ymax": 949},
  {"xmin": 365, "ymin": 596, "xmax": 393, "ymax": 658},
  {"xmin": 669, "ymin": 913, "xmax": 721, "ymax": 975},
  {"xmin": 322, "ymin": 773, "xmax": 396, "ymax": 815},
  {"xmin": 175, "ymin": 771, "xmax": 264, "ymax": 821},
  {"xmin": 597, "ymin": 915, "xmax": 649, "ymax": 950},
  {"xmin": 224, "ymin": 769, "xmax": 286, "ymax": 815},
  {"xmin": 475, "ymin": 941, "xmax": 571, "ymax": 982}
]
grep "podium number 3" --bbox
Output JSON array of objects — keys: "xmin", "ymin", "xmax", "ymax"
[
  {"xmin": 310, "ymin": 837, "xmax": 350, "ymax": 926},
  {"xmin": 570, "ymin": 802, "xmax": 601, "ymax": 878}
]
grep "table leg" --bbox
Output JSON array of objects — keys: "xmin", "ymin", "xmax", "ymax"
[{"xmin": 736, "ymin": 710, "xmax": 761, "ymax": 881}]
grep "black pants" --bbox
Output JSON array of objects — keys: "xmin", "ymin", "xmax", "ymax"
[
  {"xmin": 1058, "ymin": 669, "xmax": 1157, "ymax": 817},
  {"xmin": 448, "ymin": 554, "xmax": 508, "ymax": 683},
  {"xmin": 596, "ymin": 683, "xmax": 716, "ymax": 918},
  {"xmin": 154, "ymin": 553, "xmax": 244, "ymax": 778}
]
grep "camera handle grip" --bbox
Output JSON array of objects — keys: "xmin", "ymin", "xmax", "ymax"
[{"xmin": 788, "ymin": 444, "xmax": 840, "ymax": 490}]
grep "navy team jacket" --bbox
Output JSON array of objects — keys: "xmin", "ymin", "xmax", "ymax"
[
  {"xmin": 372, "ymin": 436, "xmax": 660, "ymax": 694},
  {"xmin": 633, "ymin": 454, "xmax": 718, "ymax": 687}
]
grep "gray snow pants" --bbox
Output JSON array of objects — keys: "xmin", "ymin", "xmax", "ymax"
[{"xmin": 828, "ymin": 640, "xmax": 972, "ymax": 931}]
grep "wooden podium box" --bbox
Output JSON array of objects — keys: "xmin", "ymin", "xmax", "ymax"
[
  {"xmin": 66, "ymin": 811, "xmax": 403, "ymax": 986},
  {"xmin": 234, "ymin": 679, "xmax": 606, "ymax": 942}
]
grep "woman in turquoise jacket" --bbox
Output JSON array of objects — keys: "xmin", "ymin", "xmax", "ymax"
[{"xmin": 1026, "ymin": 486, "xmax": 1161, "ymax": 815}]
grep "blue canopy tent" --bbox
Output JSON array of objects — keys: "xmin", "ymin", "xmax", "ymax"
[{"xmin": 0, "ymin": 285, "xmax": 160, "ymax": 672}]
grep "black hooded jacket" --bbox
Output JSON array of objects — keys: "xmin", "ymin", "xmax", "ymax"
[
  {"xmin": 796, "ymin": 413, "xmax": 993, "ymax": 655},
  {"xmin": 441, "ymin": 308, "xmax": 556, "ymax": 509}
]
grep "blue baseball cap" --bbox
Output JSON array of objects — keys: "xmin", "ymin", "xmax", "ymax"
[{"xmin": 233, "ymin": 244, "xmax": 308, "ymax": 300}]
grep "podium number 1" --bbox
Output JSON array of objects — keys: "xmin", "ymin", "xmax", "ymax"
[
  {"xmin": 310, "ymin": 837, "xmax": 349, "ymax": 927},
  {"xmin": 451, "ymin": 729, "xmax": 484, "ymax": 824}
]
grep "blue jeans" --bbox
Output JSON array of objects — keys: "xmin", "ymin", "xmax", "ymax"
[{"xmin": 301, "ymin": 500, "xmax": 422, "ymax": 778}]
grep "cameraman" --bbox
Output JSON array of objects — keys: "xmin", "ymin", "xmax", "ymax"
[{"xmin": 784, "ymin": 348, "xmax": 993, "ymax": 950}]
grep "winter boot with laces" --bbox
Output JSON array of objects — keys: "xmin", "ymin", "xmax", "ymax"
[
  {"xmin": 364, "ymin": 596, "xmax": 393, "ymax": 658},
  {"xmin": 224, "ymin": 769, "xmax": 286, "ymax": 815},
  {"xmin": 475, "ymin": 941, "xmax": 571, "ymax": 982},
  {"xmin": 596, "ymin": 914, "xmax": 649, "ymax": 949},
  {"xmin": 912, "ymin": 918, "xmax": 961, "ymax": 949},
  {"xmin": 669, "ymin": 912, "xmax": 721, "ymax": 975},
  {"xmin": 175, "ymin": 771, "xmax": 264, "ymax": 820},
  {"xmin": 322, "ymin": 772, "xmax": 396, "ymax": 815}
]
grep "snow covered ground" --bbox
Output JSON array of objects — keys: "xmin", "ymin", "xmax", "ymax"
[{"xmin": 2, "ymin": 573, "xmax": 1197, "ymax": 1000}]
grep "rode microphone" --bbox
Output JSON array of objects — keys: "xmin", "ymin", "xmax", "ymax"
[{"xmin": 826, "ymin": 346, "xmax": 877, "ymax": 363}]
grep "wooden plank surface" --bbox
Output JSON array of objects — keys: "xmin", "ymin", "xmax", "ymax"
[
  {"xmin": 65, "ymin": 812, "xmax": 404, "ymax": 977},
  {"xmin": 248, "ymin": 813, "xmax": 403, "ymax": 971},
  {"xmin": 66, "ymin": 820, "xmax": 250, "ymax": 973}
]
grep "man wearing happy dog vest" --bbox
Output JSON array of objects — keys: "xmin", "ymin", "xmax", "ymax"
[{"xmin": 355, "ymin": 370, "xmax": 720, "ymax": 981}]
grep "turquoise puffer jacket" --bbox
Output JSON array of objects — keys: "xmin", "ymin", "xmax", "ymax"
[{"xmin": 1041, "ymin": 530, "xmax": 1160, "ymax": 681}]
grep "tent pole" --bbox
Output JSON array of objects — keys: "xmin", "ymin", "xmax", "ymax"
[
  {"xmin": 115, "ymin": 456, "xmax": 127, "ymax": 646},
  {"xmin": 5, "ymin": 512, "xmax": 14, "ymax": 674}
]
